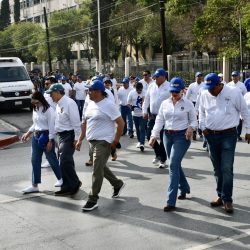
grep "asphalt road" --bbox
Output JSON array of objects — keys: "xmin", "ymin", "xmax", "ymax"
[{"xmin": 0, "ymin": 109, "xmax": 250, "ymax": 250}]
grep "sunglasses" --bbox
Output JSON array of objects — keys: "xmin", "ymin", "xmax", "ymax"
[{"xmin": 143, "ymin": 74, "xmax": 148, "ymax": 76}]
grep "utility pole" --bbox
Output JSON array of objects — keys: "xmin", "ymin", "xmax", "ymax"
[
  {"xmin": 43, "ymin": 7, "xmax": 52, "ymax": 72},
  {"xmin": 239, "ymin": 16, "xmax": 244, "ymax": 80},
  {"xmin": 159, "ymin": 0, "xmax": 167, "ymax": 70},
  {"xmin": 97, "ymin": 0, "xmax": 102, "ymax": 73}
]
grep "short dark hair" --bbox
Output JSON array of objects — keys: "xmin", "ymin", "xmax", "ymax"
[{"xmin": 143, "ymin": 70, "xmax": 151, "ymax": 75}]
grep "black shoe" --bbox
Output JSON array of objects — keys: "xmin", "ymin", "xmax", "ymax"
[
  {"xmin": 129, "ymin": 134, "xmax": 134, "ymax": 138},
  {"xmin": 238, "ymin": 137, "xmax": 242, "ymax": 141},
  {"xmin": 202, "ymin": 141, "xmax": 207, "ymax": 148},
  {"xmin": 164, "ymin": 205, "xmax": 176, "ymax": 212},
  {"xmin": 140, "ymin": 145, "xmax": 144, "ymax": 152},
  {"xmin": 112, "ymin": 182, "xmax": 125, "ymax": 198},
  {"xmin": 54, "ymin": 190, "xmax": 71, "ymax": 196},
  {"xmin": 82, "ymin": 201, "xmax": 98, "ymax": 211},
  {"xmin": 85, "ymin": 160, "xmax": 93, "ymax": 166},
  {"xmin": 70, "ymin": 181, "xmax": 82, "ymax": 195}
]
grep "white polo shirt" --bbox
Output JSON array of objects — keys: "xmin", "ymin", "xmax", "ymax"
[
  {"xmin": 127, "ymin": 89, "xmax": 146, "ymax": 117},
  {"xmin": 227, "ymin": 81, "xmax": 247, "ymax": 96},
  {"xmin": 73, "ymin": 82, "xmax": 88, "ymax": 100},
  {"xmin": 151, "ymin": 97, "xmax": 197, "ymax": 138},
  {"xmin": 199, "ymin": 85, "xmax": 250, "ymax": 133},
  {"xmin": 118, "ymin": 86, "xmax": 133, "ymax": 106},
  {"xmin": 55, "ymin": 95, "xmax": 81, "ymax": 140},
  {"xmin": 61, "ymin": 82, "xmax": 72, "ymax": 97},
  {"xmin": 139, "ymin": 79, "xmax": 154, "ymax": 93},
  {"xmin": 186, "ymin": 82, "xmax": 205, "ymax": 103},
  {"xmin": 142, "ymin": 80, "xmax": 170, "ymax": 115}
]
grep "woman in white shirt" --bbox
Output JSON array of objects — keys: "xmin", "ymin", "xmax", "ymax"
[
  {"xmin": 149, "ymin": 77, "xmax": 197, "ymax": 212},
  {"xmin": 21, "ymin": 91, "xmax": 62, "ymax": 193}
]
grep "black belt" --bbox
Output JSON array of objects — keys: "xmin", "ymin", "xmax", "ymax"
[
  {"xmin": 206, "ymin": 127, "xmax": 236, "ymax": 135},
  {"xmin": 165, "ymin": 129, "xmax": 186, "ymax": 134},
  {"xmin": 58, "ymin": 130, "xmax": 74, "ymax": 135},
  {"xmin": 34, "ymin": 130, "xmax": 49, "ymax": 136}
]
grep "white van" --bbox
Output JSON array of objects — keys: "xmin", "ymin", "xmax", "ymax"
[{"xmin": 0, "ymin": 57, "xmax": 33, "ymax": 110}]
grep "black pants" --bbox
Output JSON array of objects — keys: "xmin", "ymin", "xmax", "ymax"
[
  {"xmin": 58, "ymin": 131, "xmax": 80, "ymax": 191},
  {"xmin": 147, "ymin": 115, "xmax": 167, "ymax": 163}
]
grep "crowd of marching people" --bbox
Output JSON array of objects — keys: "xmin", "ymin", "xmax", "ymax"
[{"xmin": 21, "ymin": 68, "xmax": 250, "ymax": 213}]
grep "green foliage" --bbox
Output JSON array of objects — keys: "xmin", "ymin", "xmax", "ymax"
[
  {"xmin": 0, "ymin": 0, "xmax": 11, "ymax": 31},
  {"xmin": 49, "ymin": 8, "xmax": 91, "ymax": 63},
  {"xmin": 14, "ymin": 0, "xmax": 20, "ymax": 23}
]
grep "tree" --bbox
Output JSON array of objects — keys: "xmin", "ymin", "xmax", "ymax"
[
  {"xmin": 193, "ymin": 0, "xmax": 249, "ymax": 57},
  {"xmin": 14, "ymin": 0, "xmax": 20, "ymax": 23},
  {"xmin": 0, "ymin": 0, "xmax": 11, "ymax": 31},
  {"xmin": 49, "ymin": 8, "xmax": 91, "ymax": 66}
]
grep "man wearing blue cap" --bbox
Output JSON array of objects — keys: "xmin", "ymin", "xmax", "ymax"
[
  {"xmin": 46, "ymin": 84, "xmax": 82, "ymax": 196},
  {"xmin": 186, "ymin": 72, "xmax": 205, "ymax": 140},
  {"xmin": 199, "ymin": 73, "xmax": 250, "ymax": 213},
  {"xmin": 142, "ymin": 68, "xmax": 169, "ymax": 168},
  {"xmin": 118, "ymin": 77, "xmax": 134, "ymax": 138},
  {"xmin": 59, "ymin": 76, "xmax": 73, "ymax": 97},
  {"xmin": 227, "ymin": 71, "xmax": 247, "ymax": 141},
  {"xmin": 76, "ymin": 80, "xmax": 125, "ymax": 211}
]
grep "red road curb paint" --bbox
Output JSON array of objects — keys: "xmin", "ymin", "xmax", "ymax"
[{"xmin": 0, "ymin": 136, "xmax": 20, "ymax": 149}]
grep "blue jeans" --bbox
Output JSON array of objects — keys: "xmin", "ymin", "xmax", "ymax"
[
  {"xmin": 205, "ymin": 130, "xmax": 237, "ymax": 202},
  {"xmin": 163, "ymin": 130, "xmax": 191, "ymax": 206},
  {"xmin": 75, "ymin": 100, "xmax": 85, "ymax": 121},
  {"xmin": 120, "ymin": 105, "xmax": 133, "ymax": 135},
  {"xmin": 31, "ymin": 135, "xmax": 62, "ymax": 184},
  {"xmin": 133, "ymin": 116, "xmax": 146, "ymax": 145}
]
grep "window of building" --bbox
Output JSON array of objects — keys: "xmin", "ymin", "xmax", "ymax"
[
  {"xmin": 34, "ymin": 0, "xmax": 40, "ymax": 5},
  {"xmin": 34, "ymin": 16, "xmax": 41, "ymax": 23}
]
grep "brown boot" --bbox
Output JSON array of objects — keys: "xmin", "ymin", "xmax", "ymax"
[
  {"xmin": 224, "ymin": 202, "xmax": 234, "ymax": 213},
  {"xmin": 210, "ymin": 197, "xmax": 223, "ymax": 207}
]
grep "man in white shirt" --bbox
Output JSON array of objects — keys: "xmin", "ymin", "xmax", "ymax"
[
  {"xmin": 73, "ymin": 75, "xmax": 88, "ymax": 120},
  {"xmin": 108, "ymin": 72, "xmax": 118, "ymax": 90},
  {"xmin": 46, "ymin": 84, "xmax": 82, "ymax": 196},
  {"xmin": 186, "ymin": 72, "xmax": 205, "ymax": 140},
  {"xmin": 199, "ymin": 73, "xmax": 250, "ymax": 213},
  {"xmin": 142, "ymin": 68, "xmax": 170, "ymax": 168},
  {"xmin": 60, "ymin": 76, "xmax": 73, "ymax": 98},
  {"xmin": 227, "ymin": 71, "xmax": 247, "ymax": 141},
  {"xmin": 76, "ymin": 80, "xmax": 125, "ymax": 211},
  {"xmin": 139, "ymin": 70, "xmax": 154, "ymax": 93},
  {"xmin": 118, "ymin": 77, "xmax": 134, "ymax": 138},
  {"xmin": 218, "ymin": 73, "xmax": 227, "ymax": 84}
]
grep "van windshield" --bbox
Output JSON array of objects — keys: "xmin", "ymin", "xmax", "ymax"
[{"xmin": 0, "ymin": 66, "xmax": 30, "ymax": 82}]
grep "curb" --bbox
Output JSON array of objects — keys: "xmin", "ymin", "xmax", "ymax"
[
  {"xmin": 0, "ymin": 119, "xmax": 20, "ymax": 149},
  {"xmin": 0, "ymin": 135, "xmax": 20, "ymax": 149}
]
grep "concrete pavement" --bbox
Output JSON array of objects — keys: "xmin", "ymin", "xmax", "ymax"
[{"xmin": 0, "ymin": 132, "xmax": 250, "ymax": 249}]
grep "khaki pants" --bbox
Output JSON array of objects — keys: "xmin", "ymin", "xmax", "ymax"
[{"xmin": 88, "ymin": 140, "xmax": 122, "ymax": 203}]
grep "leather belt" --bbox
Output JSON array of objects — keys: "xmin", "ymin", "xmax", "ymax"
[
  {"xmin": 206, "ymin": 127, "xmax": 236, "ymax": 135},
  {"xmin": 164, "ymin": 129, "xmax": 186, "ymax": 134},
  {"xmin": 58, "ymin": 130, "xmax": 74, "ymax": 135},
  {"xmin": 34, "ymin": 130, "xmax": 49, "ymax": 136}
]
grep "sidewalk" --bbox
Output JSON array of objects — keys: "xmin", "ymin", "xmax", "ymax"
[{"xmin": 0, "ymin": 119, "xmax": 20, "ymax": 148}]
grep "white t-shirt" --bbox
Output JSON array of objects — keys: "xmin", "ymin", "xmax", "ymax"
[
  {"xmin": 127, "ymin": 89, "xmax": 145, "ymax": 117},
  {"xmin": 73, "ymin": 82, "xmax": 88, "ymax": 100},
  {"xmin": 118, "ymin": 86, "xmax": 133, "ymax": 106},
  {"xmin": 84, "ymin": 98, "xmax": 121, "ymax": 143},
  {"xmin": 244, "ymin": 92, "xmax": 250, "ymax": 110},
  {"xmin": 61, "ymin": 82, "xmax": 72, "ymax": 97}
]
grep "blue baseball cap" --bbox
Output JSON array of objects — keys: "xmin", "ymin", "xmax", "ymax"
[
  {"xmin": 87, "ymin": 80, "xmax": 105, "ymax": 92},
  {"xmin": 60, "ymin": 76, "xmax": 67, "ymax": 81},
  {"xmin": 45, "ymin": 83, "xmax": 65, "ymax": 93},
  {"xmin": 135, "ymin": 77, "xmax": 141, "ymax": 82},
  {"xmin": 122, "ymin": 77, "xmax": 130, "ymax": 84},
  {"xmin": 195, "ymin": 72, "xmax": 203, "ymax": 77},
  {"xmin": 204, "ymin": 73, "xmax": 220, "ymax": 90},
  {"xmin": 231, "ymin": 71, "xmax": 240, "ymax": 76},
  {"xmin": 153, "ymin": 68, "xmax": 167, "ymax": 77},
  {"xmin": 169, "ymin": 77, "xmax": 185, "ymax": 92}
]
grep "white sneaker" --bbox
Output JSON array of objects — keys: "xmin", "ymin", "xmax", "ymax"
[
  {"xmin": 136, "ymin": 142, "xmax": 140, "ymax": 148},
  {"xmin": 159, "ymin": 161, "xmax": 168, "ymax": 169},
  {"xmin": 41, "ymin": 161, "xmax": 50, "ymax": 168},
  {"xmin": 152, "ymin": 157, "xmax": 160, "ymax": 164},
  {"xmin": 54, "ymin": 178, "xmax": 63, "ymax": 187},
  {"xmin": 22, "ymin": 186, "xmax": 39, "ymax": 194}
]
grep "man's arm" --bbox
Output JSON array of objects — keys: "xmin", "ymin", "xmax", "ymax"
[
  {"xmin": 75, "ymin": 122, "xmax": 87, "ymax": 151},
  {"xmin": 111, "ymin": 116, "xmax": 124, "ymax": 150}
]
